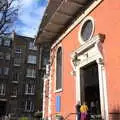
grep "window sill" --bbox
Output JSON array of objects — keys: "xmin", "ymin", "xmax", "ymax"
[
  {"xmin": 25, "ymin": 93, "xmax": 35, "ymax": 95},
  {"xmin": 10, "ymin": 95, "xmax": 17, "ymax": 98},
  {"xmin": 15, "ymin": 52, "xmax": 21, "ymax": 54},
  {"xmin": 11, "ymin": 81, "xmax": 19, "ymax": 84},
  {"xmin": 27, "ymin": 62, "xmax": 36, "ymax": 65},
  {"xmin": 55, "ymin": 88, "xmax": 63, "ymax": 93},
  {"xmin": 14, "ymin": 64, "xmax": 20, "ymax": 67},
  {"xmin": 24, "ymin": 110, "xmax": 34, "ymax": 113},
  {"xmin": 26, "ymin": 76, "xmax": 36, "ymax": 78},
  {"xmin": 29, "ymin": 48, "xmax": 37, "ymax": 51}
]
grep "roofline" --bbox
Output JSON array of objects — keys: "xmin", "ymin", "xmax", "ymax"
[
  {"xmin": 12, "ymin": 31, "xmax": 35, "ymax": 40},
  {"xmin": 35, "ymin": 0, "xmax": 103, "ymax": 44},
  {"xmin": 51, "ymin": 0, "xmax": 103, "ymax": 49},
  {"xmin": 36, "ymin": 1, "xmax": 50, "ymax": 41}
]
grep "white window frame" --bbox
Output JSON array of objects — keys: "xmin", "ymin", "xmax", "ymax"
[
  {"xmin": 26, "ymin": 69, "xmax": 36, "ymax": 78},
  {"xmin": 54, "ymin": 45, "xmax": 63, "ymax": 93},
  {"xmin": 25, "ymin": 100, "xmax": 34, "ymax": 112},
  {"xmin": 25, "ymin": 84, "xmax": 35, "ymax": 95},
  {"xmin": 27, "ymin": 55, "xmax": 37, "ymax": 64}
]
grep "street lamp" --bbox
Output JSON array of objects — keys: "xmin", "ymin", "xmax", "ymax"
[{"xmin": 72, "ymin": 52, "xmax": 81, "ymax": 68}]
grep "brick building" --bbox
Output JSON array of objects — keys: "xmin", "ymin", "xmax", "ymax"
[
  {"xmin": 36, "ymin": 0, "xmax": 120, "ymax": 120},
  {"xmin": 0, "ymin": 36, "xmax": 12, "ymax": 117},
  {"xmin": 0, "ymin": 33, "xmax": 42, "ymax": 119}
]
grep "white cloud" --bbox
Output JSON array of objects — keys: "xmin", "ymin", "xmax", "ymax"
[
  {"xmin": 20, "ymin": 0, "xmax": 33, "ymax": 8},
  {"xmin": 14, "ymin": 0, "xmax": 47, "ymax": 37}
]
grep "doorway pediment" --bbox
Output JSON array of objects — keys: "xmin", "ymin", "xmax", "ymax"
[{"xmin": 71, "ymin": 34, "xmax": 105, "ymax": 67}]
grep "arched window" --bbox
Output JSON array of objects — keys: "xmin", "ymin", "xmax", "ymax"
[{"xmin": 56, "ymin": 47, "xmax": 62, "ymax": 90}]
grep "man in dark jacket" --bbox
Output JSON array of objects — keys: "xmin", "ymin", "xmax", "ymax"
[{"xmin": 75, "ymin": 101, "xmax": 81, "ymax": 120}]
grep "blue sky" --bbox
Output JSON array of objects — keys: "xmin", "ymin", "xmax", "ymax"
[{"xmin": 14, "ymin": 0, "xmax": 48, "ymax": 37}]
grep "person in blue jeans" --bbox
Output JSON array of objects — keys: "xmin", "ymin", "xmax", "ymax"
[{"xmin": 75, "ymin": 101, "xmax": 81, "ymax": 120}]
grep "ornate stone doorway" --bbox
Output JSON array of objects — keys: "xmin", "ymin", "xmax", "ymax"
[{"xmin": 72, "ymin": 34, "xmax": 108, "ymax": 120}]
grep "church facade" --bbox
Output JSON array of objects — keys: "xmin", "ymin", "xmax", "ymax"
[{"xmin": 36, "ymin": 0, "xmax": 120, "ymax": 119}]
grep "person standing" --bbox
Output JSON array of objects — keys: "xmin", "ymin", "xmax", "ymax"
[
  {"xmin": 90, "ymin": 101, "xmax": 96, "ymax": 115},
  {"xmin": 80, "ymin": 102, "xmax": 88, "ymax": 120},
  {"xmin": 75, "ymin": 101, "xmax": 81, "ymax": 120}
]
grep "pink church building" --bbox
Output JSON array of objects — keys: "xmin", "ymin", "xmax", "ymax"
[{"xmin": 36, "ymin": 0, "xmax": 120, "ymax": 119}]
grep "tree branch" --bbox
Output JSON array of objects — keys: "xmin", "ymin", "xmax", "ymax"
[{"xmin": 0, "ymin": 0, "xmax": 18, "ymax": 36}]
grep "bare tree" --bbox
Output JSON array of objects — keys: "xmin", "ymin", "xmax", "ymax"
[{"xmin": 0, "ymin": 0, "xmax": 18, "ymax": 35}]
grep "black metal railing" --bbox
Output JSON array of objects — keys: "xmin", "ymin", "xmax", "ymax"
[{"xmin": 43, "ymin": 112, "xmax": 102, "ymax": 120}]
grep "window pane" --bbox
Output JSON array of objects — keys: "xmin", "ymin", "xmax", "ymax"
[
  {"xmin": 14, "ymin": 58, "xmax": 21, "ymax": 66},
  {"xmin": 4, "ymin": 67, "xmax": 9, "ymax": 75},
  {"xmin": 56, "ymin": 47, "xmax": 62, "ymax": 90},
  {"xmin": 25, "ymin": 84, "xmax": 35, "ymax": 94},
  {"xmin": 29, "ymin": 42, "xmax": 37, "ymax": 50},
  {"xmin": 14, "ymin": 72, "xmax": 19, "ymax": 81},
  {"xmin": 25, "ymin": 100, "xmax": 34, "ymax": 112},
  {"xmin": 27, "ymin": 55, "xmax": 37, "ymax": 64},
  {"xmin": 0, "ymin": 84, "xmax": 5, "ymax": 95},
  {"xmin": 5, "ymin": 53, "xmax": 10, "ymax": 60},
  {"xmin": 81, "ymin": 20, "xmax": 93, "ymax": 41},
  {"xmin": 15, "ymin": 48, "xmax": 21, "ymax": 53},
  {"xmin": 4, "ymin": 40, "xmax": 10, "ymax": 46},
  {"xmin": 26, "ymin": 69, "xmax": 36, "ymax": 78},
  {"xmin": 11, "ymin": 87, "xmax": 17, "ymax": 96},
  {"xmin": 42, "ymin": 57, "xmax": 49, "ymax": 66}
]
